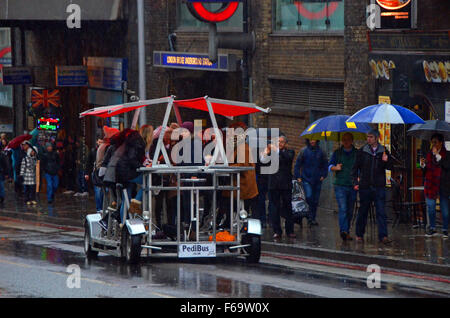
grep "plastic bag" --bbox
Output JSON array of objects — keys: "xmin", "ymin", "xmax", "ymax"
[{"xmin": 291, "ymin": 180, "xmax": 309, "ymax": 223}]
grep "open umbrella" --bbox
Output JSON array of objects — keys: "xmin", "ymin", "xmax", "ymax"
[
  {"xmin": 301, "ymin": 115, "xmax": 372, "ymax": 142},
  {"xmin": 346, "ymin": 103, "xmax": 425, "ymax": 125},
  {"xmin": 407, "ymin": 120, "xmax": 450, "ymax": 140},
  {"xmin": 6, "ymin": 134, "xmax": 32, "ymax": 149}
]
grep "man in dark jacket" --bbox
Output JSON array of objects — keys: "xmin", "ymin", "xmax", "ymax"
[
  {"xmin": 40, "ymin": 142, "xmax": 60, "ymax": 204},
  {"xmin": 352, "ymin": 129, "xmax": 394, "ymax": 244},
  {"xmin": 263, "ymin": 134, "xmax": 296, "ymax": 239},
  {"xmin": 294, "ymin": 139, "xmax": 328, "ymax": 226}
]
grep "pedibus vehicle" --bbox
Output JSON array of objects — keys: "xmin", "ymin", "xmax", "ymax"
[{"xmin": 80, "ymin": 96, "xmax": 270, "ymax": 264}]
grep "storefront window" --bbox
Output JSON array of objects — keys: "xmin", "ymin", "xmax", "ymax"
[
  {"xmin": 0, "ymin": 28, "xmax": 12, "ymax": 108},
  {"xmin": 273, "ymin": 0, "xmax": 344, "ymax": 32},
  {"xmin": 177, "ymin": 1, "xmax": 243, "ymax": 32}
]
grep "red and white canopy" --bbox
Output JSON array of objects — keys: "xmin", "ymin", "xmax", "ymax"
[{"xmin": 79, "ymin": 96, "xmax": 270, "ymax": 118}]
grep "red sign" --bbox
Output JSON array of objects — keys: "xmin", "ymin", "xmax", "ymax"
[
  {"xmin": 376, "ymin": 0, "xmax": 411, "ymax": 10},
  {"xmin": 294, "ymin": 1, "xmax": 340, "ymax": 20},
  {"xmin": 187, "ymin": 1, "xmax": 239, "ymax": 23},
  {"xmin": 31, "ymin": 89, "xmax": 61, "ymax": 108}
]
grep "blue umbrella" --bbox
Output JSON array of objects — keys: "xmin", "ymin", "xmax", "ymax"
[
  {"xmin": 346, "ymin": 103, "xmax": 425, "ymax": 124},
  {"xmin": 301, "ymin": 115, "xmax": 372, "ymax": 141}
]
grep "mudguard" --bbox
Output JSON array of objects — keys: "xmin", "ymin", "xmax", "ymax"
[
  {"xmin": 246, "ymin": 218, "xmax": 262, "ymax": 236},
  {"xmin": 85, "ymin": 214, "xmax": 102, "ymax": 239},
  {"xmin": 125, "ymin": 219, "xmax": 146, "ymax": 236}
]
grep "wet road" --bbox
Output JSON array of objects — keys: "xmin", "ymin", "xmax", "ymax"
[{"xmin": 0, "ymin": 221, "xmax": 448, "ymax": 299}]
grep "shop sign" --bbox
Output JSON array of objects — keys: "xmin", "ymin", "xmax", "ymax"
[
  {"xmin": 84, "ymin": 57, "xmax": 128, "ymax": 91},
  {"xmin": 37, "ymin": 117, "xmax": 60, "ymax": 131},
  {"xmin": 1, "ymin": 66, "xmax": 32, "ymax": 85},
  {"xmin": 0, "ymin": 124, "xmax": 13, "ymax": 133},
  {"xmin": 421, "ymin": 60, "xmax": 450, "ymax": 83},
  {"xmin": 186, "ymin": 0, "xmax": 241, "ymax": 23},
  {"xmin": 371, "ymin": 0, "xmax": 415, "ymax": 29},
  {"xmin": 55, "ymin": 66, "xmax": 88, "ymax": 87},
  {"xmin": 153, "ymin": 51, "xmax": 236, "ymax": 72}
]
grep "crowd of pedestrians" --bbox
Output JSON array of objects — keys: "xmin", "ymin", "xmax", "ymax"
[{"xmin": 0, "ymin": 124, "xmax": 448, "ymax": 242}]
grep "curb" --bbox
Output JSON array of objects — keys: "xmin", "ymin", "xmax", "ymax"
[{"xmin": 262, "ymin": 241, "xmax": 450, "ymax": 277}]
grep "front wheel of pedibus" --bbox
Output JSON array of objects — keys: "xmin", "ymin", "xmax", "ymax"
[
  {"xmin": 123, "ymin": 228, "xmax": 142, "ymax": 264},
  {"xmin": 242, "ymin": 234, "xmax": 261, "ymax": 264},
  {"xmin": 84, "ymin": 223, "xmax": 99, "ymax": 259}
]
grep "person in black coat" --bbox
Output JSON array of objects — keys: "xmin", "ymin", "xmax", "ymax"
[
  {"xmin": 40, "ymin": 142, "xmax": 61, "ymax": 203},
  {"xmin": 352, "ymin": 129, "xmax": 394, "ymax": 244},
  {"xmin": 0, "ymin": 149, "xmax": 11, "ymax": 204},
  {"xmin": 261, "ymin": 134, "xmax": 296, "ymax": 239}
]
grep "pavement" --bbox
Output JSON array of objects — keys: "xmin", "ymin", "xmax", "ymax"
[{"xmin": 1, "ymin": 182, "xmax": 449, "ymax": 277}]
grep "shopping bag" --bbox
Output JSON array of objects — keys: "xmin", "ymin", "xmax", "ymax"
[{"xmin": 291, "ymin": 180, "xmax": 309, "ymax": 223}]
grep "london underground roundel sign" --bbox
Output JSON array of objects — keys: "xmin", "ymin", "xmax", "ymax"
[
  {"xmin": 294, "ymin": 1, "xmax": 340, "ymax": 20},
  {"xmin": 186, "ymin": 0, "xmax": 240, "ymax": 23},
  {"xmin": 376, "ymin": 0, "xmax": 411, "ymax": 10}
]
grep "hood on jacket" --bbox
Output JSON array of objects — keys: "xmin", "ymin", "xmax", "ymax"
[
  {"xmin": 305, "ymin": 139, "xmax": 320, "ymax": 148},
  {"xmin": 103, "ymin": 126, "xmax": 119, "ymax": 140}
]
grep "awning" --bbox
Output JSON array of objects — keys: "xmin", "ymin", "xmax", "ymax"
[
  {"xmin": 174, "ymin": 97, "xmax": 270, "ymax": 117},
  {"xmin": 80, "ymin": 96, "xmax": 271, "ymax": 119},
  {"xmin": 0, "ymin": 0, "xmax": 123, "ymax": 21},
  {"xmin": 79, "ymin": 97, "xmax": 172, "ymax": 118}
]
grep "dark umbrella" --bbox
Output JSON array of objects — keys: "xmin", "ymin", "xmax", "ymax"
[
  {"xmin": 407, "ymin": 120, "xmax": 450, "ymax": 140},
  {"xmin": 6, "ymin": 134, "xmax": 32, "ymax": 149}
]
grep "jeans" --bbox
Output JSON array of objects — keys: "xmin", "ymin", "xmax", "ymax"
[
  {"xmin": 334, "ymin": 185, "xmax": 357, "ymax": 234},
  {"xmin": 45, "ymin": 173, "xmax": 59, "ymax": 202},
  {"xmin": 94, "ymin": 186, "xmax": 104, "ymax": 212},
  {"xmin": 426, "ymin": 190, "xmax": 449, "ymax": 231},
  {"xmin": 119, "ymin": 174, "xmax": 143, "ymax": 223},
  {"xmin": 356, "ymin": 187, "xmax": 388, "ymax": 241},
  {"xmin": 303, "ymin": 181, "xmax": 322, "ymax": 222},
  {"xmin": 0, "ymin": 178, "xmax": 5, "ymax": 200},
  {"xmin": 77, "ymin": 170, "xmax": 87, "ymax": 193}
]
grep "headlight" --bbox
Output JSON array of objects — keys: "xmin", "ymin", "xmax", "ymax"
[{"xmin": 239, "ymin": 209, "xmax": 248, "ymax": 220}]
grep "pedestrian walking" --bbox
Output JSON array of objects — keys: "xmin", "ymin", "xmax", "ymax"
[
  {"xmin": 352, "ymin": 129, "xmax": 394, "ymax": 244},
  {"xmin": 420, "ymin": 133, "xmax": 449, "ymax": 238},
  {"xmin": 262, "ymin": 134, "xmax": 296, "ymax": 240},
  {"xmin": 20, "ymin": 144, "xmax": 38, "ymax": 205},
  {"xmin": 40, "ymin": 142, "xmax": 60, "ymax": 204},
  {"xmin": 294, "ymin": 139, "xmax": 328, "ymax": 226},
  {"xmin": 328, "ymin": 132, "xmax": 357, "ymax": 241}
]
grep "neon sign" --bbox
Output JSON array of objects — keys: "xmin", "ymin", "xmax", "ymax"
[
  {"xmin": 186, "ymin": 0, "xmax": 241, "ymax": 23},
  {"xmin": 376, "ymin": 0, "xmax": 411, "ymax": 10},
  {"xmin": 37, "ymin": 117, "xmax": 60, "ymax": 131}
]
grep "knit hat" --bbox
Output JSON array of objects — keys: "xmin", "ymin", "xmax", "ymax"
[
  {"xmin": 181, "ymin": 121, "xmax": 194, "ymax": 134},
  {"xmin": 103, "ymin": 126, "xmax": 119, "ymax": 139}
]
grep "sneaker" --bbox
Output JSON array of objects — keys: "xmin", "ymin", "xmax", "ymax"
[
  {"xmin": 31, "ymin": 201, "xmax": 37, "ymax": 205},
  {"xmin": 81, "ymin": 192, "xmax": 89, "ymax": 197},
  {"xmin": 340, "ymin": 231, "xmax": 352, "ymax": 241},
  {"xmin": 426, "ymin": 228, "xmax": 437, "ymax": 237},
  {"xmin": 73, "ymin": 192, "xmax": 82, "ymax": 197},
  {"xmin": 63, "ymin": 190, "xmax": 74, "ymax": 195},
  {"xmin": 380, "ymin": 237, "xmax": 393, "ymax": 245},
  {"xmin": 26, "ymin": 201, "xmax": 31, "ymax": 205},
  {"xmin": 442, "ymin": 231, "xmax": 448, "ymax": 239}
]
